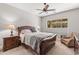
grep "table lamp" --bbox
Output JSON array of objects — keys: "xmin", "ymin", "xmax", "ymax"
[{"xmin": 8, "ymin": 24, "xmax": 15, "ymax": 36}]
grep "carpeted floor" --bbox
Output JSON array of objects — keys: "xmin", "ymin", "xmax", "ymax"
[
  {"xmin": 47, "ymin": 39, "xmax": 74, "ymax": 55},
  {"xmin": 0, "ymin": 39, "xmax": 74, "ymax": 55},
  {"xmin": 0, "ymin": 46, "xmax": 33, "ymax": 55}
]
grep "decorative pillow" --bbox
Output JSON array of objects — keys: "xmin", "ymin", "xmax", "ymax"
[
  {"xmin": 35, "ymin": 28, "xmax": 39, "ymax": 32},
  {"xmin": 31, "ymin": 27, "xmax": 37, "ymax": 32},
  {"xmin": 35, "ymin": 26, "xmax": 40, "ymax": 32}
]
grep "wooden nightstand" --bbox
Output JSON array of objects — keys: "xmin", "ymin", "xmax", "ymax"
[{"xmin": 3, "ymin": 36, "xmax": 21, "ymax": 51}]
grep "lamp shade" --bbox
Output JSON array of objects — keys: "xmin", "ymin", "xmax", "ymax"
[{"xmin": 8, "ymin": 24, "xmax": 15, "ymax": 30}]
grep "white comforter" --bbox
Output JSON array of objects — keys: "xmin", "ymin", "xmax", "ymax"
[{"xmin": 20, "ymin": 32, "xmax": 56, "ymax": 53}]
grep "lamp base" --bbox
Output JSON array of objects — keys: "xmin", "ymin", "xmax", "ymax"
[{"xmin": 10, "ymin": 30, "xmax": 13, "ymax": 36}]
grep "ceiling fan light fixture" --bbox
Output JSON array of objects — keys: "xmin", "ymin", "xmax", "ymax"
[
  {"xmin": 44, "ymin": 3, "xmax": 46, "ymax": 5},
  {"xmin": 36, "ymin": 3, "xmax": 56, "ymax": 14}
]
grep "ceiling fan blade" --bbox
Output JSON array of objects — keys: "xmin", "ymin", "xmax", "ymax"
[
  {"xmin": 47, "ymin": 9, "xmax": 56, "ymax": 11},
  {"xmin": 39, "ymin": 11, "xmax": 44, "ymax": 14},
  {"xmin": 36, "ymin": 9, "xmax": 43, "ymax": 11}
]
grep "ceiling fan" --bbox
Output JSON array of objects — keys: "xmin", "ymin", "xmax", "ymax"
[{"xmin": 36, "ymin": 3, "xmax": 56, "ymax": 14}]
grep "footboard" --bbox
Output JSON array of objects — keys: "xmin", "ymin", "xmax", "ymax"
[{"xmin": 40, "ymin": 35, "xmax": 56, "ymax": 55}]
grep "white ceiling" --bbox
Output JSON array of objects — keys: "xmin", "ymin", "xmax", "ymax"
[{"xmin": 7, "ymin": 3, "xmax": 79, "ymax": 17}]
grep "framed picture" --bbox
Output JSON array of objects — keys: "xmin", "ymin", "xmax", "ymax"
[{"xmin": 47, "ymin": 18, "xmax": 68, "ymax": 28}]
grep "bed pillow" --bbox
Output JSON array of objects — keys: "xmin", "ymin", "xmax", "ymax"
[
  {"xmin": 35, "ymin": 28, "xmax": 40, "ymax": 32},
  {"xmin": 31, "ymin": 27, "xmax": 37, "ymax": 32},
  {"xmin": 21, "ymin": 29, "xmax": 32, "ymax": 34}
]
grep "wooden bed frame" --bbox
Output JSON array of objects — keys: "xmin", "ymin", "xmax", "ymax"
[{"xmin": 17, "ymin": 26, "xmax": 57, "ymax": 55}]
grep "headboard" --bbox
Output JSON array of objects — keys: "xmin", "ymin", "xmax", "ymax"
[{"xmin": 17, "ymin": 26, "xmax": 36, "ymax": 36}]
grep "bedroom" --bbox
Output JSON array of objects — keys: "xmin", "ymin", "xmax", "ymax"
[{"xmin": 0, "ymin": 3, "xmax": 79, "ymax": 55}]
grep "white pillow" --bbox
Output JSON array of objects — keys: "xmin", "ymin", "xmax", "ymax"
[
  {"xmin": 21, "ymin": 29, "xmax": 32, "ymax": 34},
  {"xmin": 35, "ymin": 28, "xmax": 40, "ymax": 32}
]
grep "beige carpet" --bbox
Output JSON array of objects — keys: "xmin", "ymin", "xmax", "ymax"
[
  {"xmin": 0, "ymin": 39, "xmax": 74, "ymax": 55},
  {"xmin": 0, "ymin": 46, "xmax": 33, "ymax": 55},
  {"xmin": 47, "ymin": 39, "xmax": 74, "ymax": 55}
]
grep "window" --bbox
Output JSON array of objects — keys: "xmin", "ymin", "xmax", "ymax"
[{"xmin": 47, "ymin": 18, "xmax": 68, "ymax": 28}]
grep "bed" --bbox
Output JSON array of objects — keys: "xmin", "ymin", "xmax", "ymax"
[{"xmin": 17, "ymin": 26, "xmax": 57, "ymax": 55}]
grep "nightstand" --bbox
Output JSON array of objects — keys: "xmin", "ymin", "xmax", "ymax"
[{"xmin": 3, "ymin": 36, "xmax": 21, "ymax": 51}]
